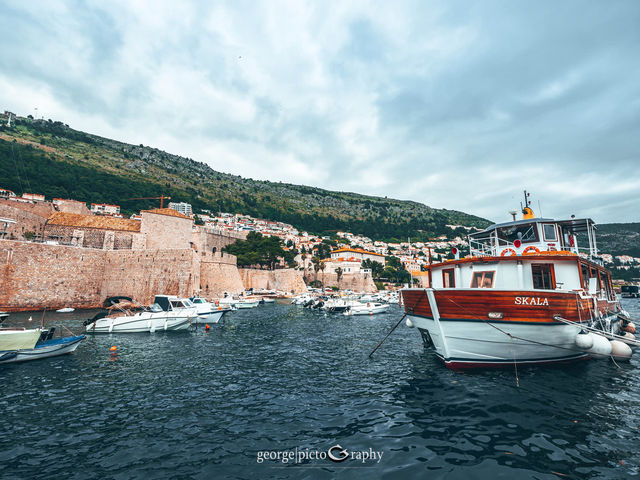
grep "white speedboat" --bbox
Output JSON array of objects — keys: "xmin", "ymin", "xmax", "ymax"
[
  {"xmin": 344, "ymin": 302, "xmax": 390, "ymax": 316},
  {"xmin": 218, "ymin": 296, "xmax": 260, "ymax": 309},
  {"xmin": 291, "ymin": 294, "xmax": 314, "ymax": 305},
  {"xmin": 56, "ymin": 307, "xmax": 75, "ymax": 313},
  {"xmin": 322, "ymin": 298, "xmax": 361, "ymax": 313},
  {"xmin": 190, "ymin": 297, "xmax": 228, "ymax": 324},
  {"xmin": 84, "ymin": 295, "xmax": 196, "ymax": 333},
  {"xmin": 0, "ymin": 327, "xmax": 43, "ymax": 351}
]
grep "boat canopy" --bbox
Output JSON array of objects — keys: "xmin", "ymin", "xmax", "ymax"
[{"xmin": 468, "ymin": 217, "xmax": 599, "ymax": 260}]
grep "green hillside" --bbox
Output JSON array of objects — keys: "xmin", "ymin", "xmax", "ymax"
[{"xmin": 1, "ymin": 114, "xmax": 490, "ymax": 241}]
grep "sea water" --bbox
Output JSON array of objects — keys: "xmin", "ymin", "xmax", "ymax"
[{"xmin": 1, "ymin": 300, "xmax": 639, "ymax": 479}]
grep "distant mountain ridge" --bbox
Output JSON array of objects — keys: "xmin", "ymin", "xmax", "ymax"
[{"xmin": 0, "ymin": 114, "xmax": 490, "ymax": 241}]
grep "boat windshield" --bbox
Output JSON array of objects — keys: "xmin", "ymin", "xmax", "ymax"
[
  {"xmin": 149, "ymin": 303, "xmax": 163, "ymax": 313},
  {"xmin": 496, "ymin": 223, "xmax": 538, "ymax": 245}
]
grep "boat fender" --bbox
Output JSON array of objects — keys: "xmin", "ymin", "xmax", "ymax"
[
  {"xmin": 586, "ymin": 333, "xmax": 612, "ymax": 358},
  {"xmin": 575, "ymin": 332, "xmax": 594, "ymax": 350},
  {"xmin": 406, "ymin": 318, "xmax": 414, "ymax": 328},
  {"xmin": 501, "ymin": 248, "xmax": 516, "ymax": 257},
  {"xmin": 610, "ymin": 340, "xmax": 632, "ymax": 361},
  {"xmin": 621, "ymin": 331, "xmax": 637, "ymax": 345}
]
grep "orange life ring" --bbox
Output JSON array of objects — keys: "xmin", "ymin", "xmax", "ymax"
[
  {"xmin": 522, "ymin": 246, "xmax": 540, "ymax": 255},
  {"xmin": 501, "ymin": 248, "xmax": 517, "ymax": 256}
]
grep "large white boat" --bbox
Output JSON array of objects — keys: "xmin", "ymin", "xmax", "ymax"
[
  {"xmin": 401, "ymin": 192, "xmax": 636, "ymax": 369},
  {"xmin": 84, "ymin": 295, "xmax": 197, "ymax": 333},
  {"xmin": 190, "ymin": 297, "xmax": 228, "ymax": 324}
]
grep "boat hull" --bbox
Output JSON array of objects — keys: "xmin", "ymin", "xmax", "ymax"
[
  {"xmin": 401, "ymin": 288, "xmax": 621, "ymax": 368},
  {"xmin": 407, "ymin": 313, "xmax": 589, "ymax": 368},
  {"xmin": 0, "ymin": 335, "xmax": 85, "ymax": 363},
  {"xmin": 193, "ymin": 310, "xmax": 226, "ymax": 324}
]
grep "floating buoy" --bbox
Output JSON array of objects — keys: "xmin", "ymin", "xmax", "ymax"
[
  {"xmin": 586, "ymin": 333, "xmax": 612, "ymax": 358},
  {"xmin": 109, "ymin": 345, "xmax": 117, "ymax": 352},
  {"xmin": 205, "ymin": 324, "xmax": 210, "ymax": 331},
  {"xmin": 575, "ymin": 332, "xmax": 594, "ymax": 350},
  {"xmin": 406, "ymin": 318, "xmax": 414, "ymax": 328},
  {"xmin": 610, "ymin": 340, "xmax": 632, "ymax": 361},
  {"xmin": 621, "ymin": 331, "xmax": 637, "ymax": 345}
]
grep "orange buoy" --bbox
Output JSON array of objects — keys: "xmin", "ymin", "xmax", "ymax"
[
  {"xmin": 624, "ymin": 322, "xmax": 636, "ymax": 334},
  {"xmin": 109, "ymin": 345, "xmax": 117, "ymax": 352},
  {"xmin": 205, "ymin": 324, "xmax": 210, "ymax": 331}
]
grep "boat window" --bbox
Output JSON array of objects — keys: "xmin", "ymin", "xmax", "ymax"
[
  {"xmin": 170, "ymin": 301, "xmax": 183, "ymax": 308},
  {"xmin": 471, "ymin": 271, "xmax": 494, "ymax": 288},
  {"xmin": 542, "ymin": 224, "xmax": 557, "ymax": 241},
  {"xmin": 580, "ymin": 263, "xmax": 590, "ymax": 289},
  {"xmin": 496, "ymin": 223, "xmax": 539, "ymax": 245},
  {"xmin": 532, "ymin": 264, "xmax": 555, "ymax": 290},
  {"xmin": 442, "ymin": 269, "xmax": 455, "ymax": 288},
  {"xmin": 149, "ymin": 303, "xmax": 163, "ymax": 313}
]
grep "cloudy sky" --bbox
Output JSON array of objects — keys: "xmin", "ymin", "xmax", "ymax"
[{"xmin": 1, "ymin": 1, "xmax": 639, "ymax": 223}]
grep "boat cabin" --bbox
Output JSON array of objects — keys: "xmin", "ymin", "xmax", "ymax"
[
  {"xmin": 152, "ymin": 295, "xmax": 194, "ymax": 312},
  {"xmin": 424, "ymin": 213, "xmax": 615, "ymax": 301}
]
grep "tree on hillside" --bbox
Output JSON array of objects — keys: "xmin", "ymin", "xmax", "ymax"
[
  {"xmin": 223, "ymin": 231, "xmax": 294, "ymax": 269},
  {"xmin": 362, "ymin": 259, "xmax": 384, "ymax": 277},
  {"xmin": 335, "ymin": 267, "xmax": 344, "ymax": 286}
]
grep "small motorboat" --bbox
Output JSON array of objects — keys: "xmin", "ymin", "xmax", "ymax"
[
  {"xmin": 0, "ymin": 327, "xmax": 85, "ymax": 364},
  {"xmin": 189, "ymin": 297, "xmax": 229, "ymax": 324},
  {"xmin": 56, "ymin": 307, "xmax": 75, "ymax": 313},
  {"xmin": 344, "ymin": 303, "xmax": 391, "ymax": 316}
]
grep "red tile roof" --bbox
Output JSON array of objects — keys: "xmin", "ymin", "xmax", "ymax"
[
  {"xmin": 141, "ymin": 208, "xmax": 192, "ymax": 220},
  {"xmin": 46, "ymin": 212, "xmax": 141, "ymax": 232}
]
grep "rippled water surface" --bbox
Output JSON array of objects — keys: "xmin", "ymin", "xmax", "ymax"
[{"xmin": 2, "ymin": 300, "xmax": 640, "ymax": 479}]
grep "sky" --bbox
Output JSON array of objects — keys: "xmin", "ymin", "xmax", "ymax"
[{"xmin": 1, "ymin": 0, "xmax": 639, "ymax": 224}]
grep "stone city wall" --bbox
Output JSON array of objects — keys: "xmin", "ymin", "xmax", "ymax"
[
  {"xmin": 239, "ymin": 268, "xmax": 308, "ymax": 294},
  {"xmin": 0, "ymin": 203, "xmax": 48, "ymax": 240},
  {"xmin": 0, "ymin": 240, "xmax": 246, "ymax": 311},
  {"xmin": 198, "ymin": 252, "xmax": 245, "ymax": 298}
]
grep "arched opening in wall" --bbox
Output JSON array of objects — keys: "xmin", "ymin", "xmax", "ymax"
[{"xmin": 212, "ymin": 247, "xmax": 216, "ymax": 254}]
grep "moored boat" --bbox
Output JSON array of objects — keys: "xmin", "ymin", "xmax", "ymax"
[
  {"xmin": 0, "ymin": 328, "xmax": 85, "ymax": 364},
  {"xmin": 344, "ymin": 302, "xmax": 390, "ymax": 316},
  {"xmin": 190, "ymin": 297, "xmax": 228, "ymax": 324},
  {"xmin": 84, "ymin": 295, "xmax": 197, "ymax": 333},
  {"xmin": 401, "ymin": 192, "xmax": 633, "ymax": 369}
]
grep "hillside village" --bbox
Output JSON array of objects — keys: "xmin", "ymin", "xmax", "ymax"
[{"xmin": 1, "ymin": 186, "xmax": 639, "ymax": 292}]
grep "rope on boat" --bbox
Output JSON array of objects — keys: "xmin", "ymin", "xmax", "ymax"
[{"xmin": 368, "ymin": 295, "xmax": 425, "ymax": 358}]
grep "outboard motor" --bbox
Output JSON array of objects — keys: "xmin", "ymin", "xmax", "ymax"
[{"xmin": 83, "ymin": 311, "xmax": 109, "ymax": 326}]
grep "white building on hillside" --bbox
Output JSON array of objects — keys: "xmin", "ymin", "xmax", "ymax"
[{"xmin": 168, "ymin": 202, "xmax": 193, "ymax": 216}]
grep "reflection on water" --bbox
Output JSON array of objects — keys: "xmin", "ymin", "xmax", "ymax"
[{"xmin": 1, "ymin": 300, "xmax": 639, "ymax": 479}]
